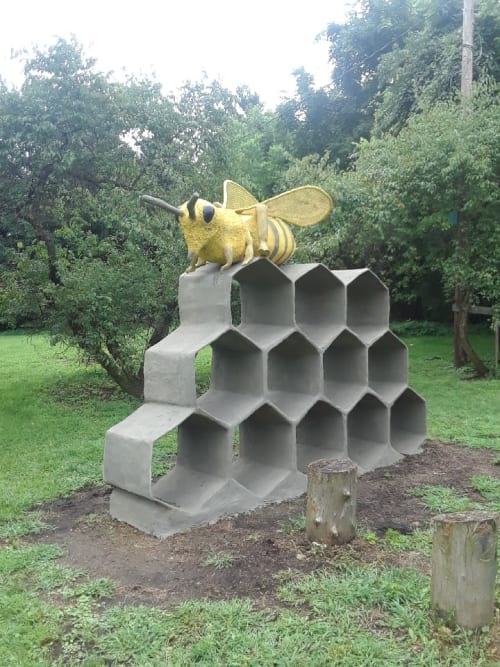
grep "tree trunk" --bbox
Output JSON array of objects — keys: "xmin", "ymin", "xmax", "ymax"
[
  {"xmin": 453, "ymin": 287, "xmax": 489, "ymax": 377},
  {"xmin": 453, "ymin": 286, "xmax": 469, "ymax": 368},
  {"xmin": 99, "ymin": 353, "xmax": 144, "ymax": 399},
  {"xmin": 431, "ymin": 511, "xmax": 498, "ymax": 629},
  {"xmin": 306, "ymin": 458, "xmax": 357, "ymax": 545}
]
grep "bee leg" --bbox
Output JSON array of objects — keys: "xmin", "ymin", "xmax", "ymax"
[
  {"xmin": 220, "ymin": 246, "xmax": 233, "ymax": 271},
  {"xmin": 242, "ymin": 229, "xmax": 254, "ymax": 265},
  {"xmin": 255, "ymin": 203, "xmax": 270, "ymax": 257},
  {"xmin": 186, "ymin": 251, "xmax": 198, "ymax": 273}
]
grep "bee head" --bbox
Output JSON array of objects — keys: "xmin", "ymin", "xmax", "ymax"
[{"xmin": 179, "ymin": 193, "xmax": 217, "ymax": 227}]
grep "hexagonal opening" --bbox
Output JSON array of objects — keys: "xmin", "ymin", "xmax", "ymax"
[
  {"xmin": 347, "ymin": 394, "xmax": 389, "ymax": 470},
  {"xmin": 231, "ymin": 280, "xmax": 241, "ymax": 326},
  {"xmin": 233, "ymin": 404, "xmax": 295, "ymax": 496},
  {"xmin": 196, "ymin": 331, "xmax": 264, "ymax": 426},
  {"xmin": 343, "ymin": 270, "xmax": 389, "ymax": 343},
  {"xmin": 235, "ymin": 259, "xmax": 294, "ymax": 345},
  {"xmin": 295, "ymin": 266, "xmax": 345, "ymax": 347},
  {"xmin": 195, "ymin": 347, "xmax": 212, "ymax": 397},
  {"xmin": 391, "ymin": 388, "xmax": 426, "ymax": 454},
  {"xmin": 210, "ymin": 330, "xmax": 264, "ymax": 395},
  {"xmin": 232, "ymin": 425, "xmax": 240, "ymax": 461},
  {"xmin": 267, "ymin": 331, "xmax": 321, "ymax": 420},
  {"xmin": 368, "ymin": 331, "xmax": 408, "ymax": 403},
  {"xmin": 296, "ymin": 401, "xmax": 345, "ymax": 473},
  {"xmin": 151, "ymin": 432, "xmax": 178, "ymax": 480},
  {"xmin": 152, "ymin": 414, "xmax": 232, "ymax": 512},
  {"xmin": 323, "ymin": 330, "xmax": 367, "ymax": 411},
  {"xmin": 104, "ymin": 403, "xmax": 194, "ymax": 498}
]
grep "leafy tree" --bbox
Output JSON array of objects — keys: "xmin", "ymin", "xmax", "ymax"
[
  {"xmin": 292, "ymin": 87, "xmax": 499, "ymax": 375},
  {"xmin": 373, "ymin": 0, "xmax": 500, "ymax": 134},
  {"xmin": 0, "ymin": 38, "xmax": 243, "ymax": 396},
  {"xmin": 277, "ymin": 0, "xmax": 500, "ymax": 166}
]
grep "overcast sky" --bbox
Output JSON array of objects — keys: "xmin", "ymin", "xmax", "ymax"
[{"xmin": 0, "ymin": 0, "xmax": 350, "ymax": 108}]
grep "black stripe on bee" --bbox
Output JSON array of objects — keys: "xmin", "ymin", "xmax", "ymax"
[{"xmin": 268, "ymin": 219, "xmax": 281, "ymax": 260}]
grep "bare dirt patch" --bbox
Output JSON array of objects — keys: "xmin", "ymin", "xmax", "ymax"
[{"xmin": 32, "ymin": 441, "xmax": 499, "ymax": 610}]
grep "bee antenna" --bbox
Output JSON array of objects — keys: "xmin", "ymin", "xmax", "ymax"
[{"xmin": 187, "ymin": 193, "xmax": 199, "ymax": 220}]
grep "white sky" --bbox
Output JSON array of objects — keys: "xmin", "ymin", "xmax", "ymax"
[{"xmin": 0, "ymin": 0, "xmax": 350, "ymax": 108}]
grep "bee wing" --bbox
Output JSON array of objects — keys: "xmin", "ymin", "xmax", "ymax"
[
  {"xmin": 223, "ymin": 180, "xmax": 258, "ymax": 210},
  {"xmin": 263, "ymin": 186, "xmax": 333, "ymax": 227}
]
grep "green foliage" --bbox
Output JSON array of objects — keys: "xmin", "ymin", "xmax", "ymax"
[
  {"xmin": 410, "ymin": 476, "xmax": 500, "ymax": 514},
  {"xmin": 280, "ymin": 514, "xmax": 306, "ymax": 535},
  {"xmin": 410, "ymin": 486, "xmax": 480, "ymax": 513},
  {"xmin": 390, "ymin": 321, "xmax": 451, "ymax": 337},
  {"xmin": 202, "ymin": 551, "xmax": 236, "ymax": 570},
  {"xmin": 291, "ymin": 88, "xmax": 500, "ymax": 347},
  {"xmin": 470, "ymin": 475, "xmax": 500, "ymax": 510},
  {"xmin": 383, "ymin": 528, "xmax": 433, "ymax": 556},
  {"xmin": 0, "ymin": 512, "xmax": 51, "ymax": 540},
  {"xmin": 0, "ymin": 39, "xmax": 250, "ymax": 396}
]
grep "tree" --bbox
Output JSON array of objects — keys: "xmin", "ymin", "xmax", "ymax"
[
  {"xmin": 0, "ymin": 38, "xmax": 244, "ymax": 396},
  {"xmin": 295, "ymin": 88, "xmax": 499, "ymax": 374}
]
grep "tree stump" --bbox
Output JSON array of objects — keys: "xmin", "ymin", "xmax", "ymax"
[
  {"xmin": 431, "ymin": 511, "xmax": 498, "ymax": 629},
  {"xmin": 306, "ymin": 458, "xmax": 357, "ymax": 545}
]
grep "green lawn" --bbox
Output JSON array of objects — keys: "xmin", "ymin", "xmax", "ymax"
[
  {"xmin": 406, "ymin": 332, "xmax": 500, "ymax": 448},
  {"xmin": 0, "ymin": 332, "xmax": 139, "ymax": 522},
  {"xmin": 0, "ymin": 330, "xmax": 498, "ymax": 665}
]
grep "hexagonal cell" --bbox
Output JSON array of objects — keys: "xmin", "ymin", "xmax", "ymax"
[
  {"xmin": 152, "ymin": 414, "xmax": 232, "ymax": 512},
  {"xmin": 334, "ymin": 269, "xmax": 389, "ymax": 343},
  {"xmin": 294, "ymin": 265, "xmax": 345, "ymax": 347},
  {"xmin": 196, "ymin": 330, "xmax": 264, "ymax": 426},
  {"xmin": 323, "ymin": 330, "xmax": 368, "ymax": 411},
  {"xmin": 368, "ymin": 331, "xmax": 408, "ymax": 403},
  {"xmin": 233, "ymin": 404, "xmax": 295, "ymax": 497},
  {"xmin": 347, "ymin": 394, "xmax": 389, "ymax": 470},
  {"xmin": 391, "ymin": 388, "xmax": 426, "ymax": 454},
  {"xmin": 267, "ymin": 331, "xmax": 321, "ymax": 420},
  {"xmin": 296, "ymin": 401, "xmax": 346, "ymax": 473},
  {"xmin": 235, "ymin": 259, "xmax": 295, "ymax": 346},
  {"xmin": 144, "ymin": 323, "xmax": 229, "ymax": 405},
  {"xmin": 211, "ymin": 330, "xmax": 264, "ymax": 395},
  {"xmin": 104, "ymin": 403, "xmax": 194, "ymax": 498}
]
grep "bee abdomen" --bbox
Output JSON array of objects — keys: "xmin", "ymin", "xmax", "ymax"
[{"xmin": 267, "ymin": 218, "xmax": 296, "ymax": 264}]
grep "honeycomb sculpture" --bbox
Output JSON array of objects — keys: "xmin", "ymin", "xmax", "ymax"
[{"xmin": 104, "ymin": 260, "xmax": 426, "ymax": 537}]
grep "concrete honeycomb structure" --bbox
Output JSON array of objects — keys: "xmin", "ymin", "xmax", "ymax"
[{"xmin": 104, "ymin": 260, "xmax": 426, "ymax": 537}]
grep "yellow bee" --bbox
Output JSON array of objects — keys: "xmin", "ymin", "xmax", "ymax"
[{"xmin": 142, "ymin": 180, "xmax": 333, "ymax": 272}]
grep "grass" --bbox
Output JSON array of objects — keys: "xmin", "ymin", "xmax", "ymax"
[
  {"xmin": 405, "ymin": 333, "xmax": 500, "ymax": 449},
  {"xmin": 0, "ymin": 329, "xmax": 499, "ymax": 665},
  {"xmin": 0, "ymin": 331, "xmax": 139, "ymax": 522},
  {"xmin": 409, "ymin": 485, "xmax": 482, "ymax": 513},
  {"xmin": 280, "ymin": 514, "xmax": 307, "ymax": 534},
  {"xmin": 202, "ymin": 551, "xmax": 236, "ymax": 570}
]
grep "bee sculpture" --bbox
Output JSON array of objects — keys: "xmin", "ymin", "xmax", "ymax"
[{"xmin": 142, "ymin": 180, "xmax": 333, "ymax": 272}]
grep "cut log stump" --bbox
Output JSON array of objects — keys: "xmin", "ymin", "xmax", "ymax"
[
  {"xmin": 431, "ymin": 511, "xmax": 498, "ymax": 629},
  {"xmin": 306, "ymin": 458, "xmax": 357, "ymax": 545}
]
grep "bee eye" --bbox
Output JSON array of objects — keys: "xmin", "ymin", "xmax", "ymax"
[{"xmin": 203, "ymin": 205, "xmax": 215, "ymax": 223}]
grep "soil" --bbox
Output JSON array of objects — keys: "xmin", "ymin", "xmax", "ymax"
[{"xmin": 32, "ymin": 441, "xmax": 499, "ymax": 611}]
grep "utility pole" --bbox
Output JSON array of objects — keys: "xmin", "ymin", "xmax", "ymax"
[
  {"xmin": 461, "ymin": 0, "xmax": 474, "ymax": 99},
  {"xmin": 453, "ymin": 0, "xmax": 486, "ymax": 374}
]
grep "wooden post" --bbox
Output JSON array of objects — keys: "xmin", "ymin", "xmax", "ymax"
[
  {"xmin": 431, "ymin": 511, "xmax": 498, "ymax": 629},
  {"xmin": 306, "ymin": 458, "xmax": 357, "ymax": 545}
]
